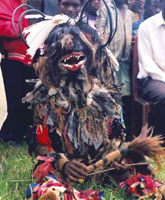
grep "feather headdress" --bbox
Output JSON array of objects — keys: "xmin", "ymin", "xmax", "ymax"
[{"xmin": 23, "ymin": 14, "xmax": 76, "ymax": 58}]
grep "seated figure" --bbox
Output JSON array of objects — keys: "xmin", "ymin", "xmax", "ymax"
[
  {"xmin": 137, "ymin": 0, "xmax": 165, "ymax": 144},
  {"xmin": 20, "ymin": 4, "xmax": 165, "ymax": 199},
  {"xmin": 24, "ymin": 15, "xmax": 126, "ymax": 184}
]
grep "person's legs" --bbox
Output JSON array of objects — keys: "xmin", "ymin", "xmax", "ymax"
[
  {"xmin": 1, "ymin": 60, "xmax": 35, "ymax": 142},
  {"xmin": 139, "ymin": 78, "xmax": 165, "ymax": 143},
  {"xmin": 21, "ymin": 63, "xmax": 36, "ymax": 131},
  {"xmin": 122, "ymin": 95, "xmax": 132, "ymax": 140}
]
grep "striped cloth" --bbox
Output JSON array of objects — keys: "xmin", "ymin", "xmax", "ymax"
[
  {"xmin": 96, "ymin": 3, "xmax": 134, "ymax": 62},
  {"xmin": 96, "ymin": 3, "xmax": 134, "ymax": 96}
]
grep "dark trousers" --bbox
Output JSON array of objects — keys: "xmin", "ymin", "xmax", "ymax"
[
  {"xmin": 122, "ymin": 95, "xmax": 132, "ymax": 141},
  {"xmin": 0, "ymin": 59, "xmax": 36, "ymax": 141},
  {"xmin": 139, "ymin": 77, "xmax": 165, "ymax": 142}
]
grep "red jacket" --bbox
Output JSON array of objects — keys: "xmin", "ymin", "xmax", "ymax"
[{"xmin": 0, "ymin": 0, "xmax": 32, "ymax": 65}]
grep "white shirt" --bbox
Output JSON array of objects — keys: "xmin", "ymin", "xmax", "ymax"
[{"xmin": 137, "ymin": 12, "xmax": 165, "ymax": 82}]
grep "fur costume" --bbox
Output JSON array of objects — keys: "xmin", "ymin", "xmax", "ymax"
[
  {"xmin": 18, "ymin": 5, "xmax": 165, "ymax": 199},
  {"xmin": 23, "ymin": 15, "xmax": 123, "ymax": 159}
]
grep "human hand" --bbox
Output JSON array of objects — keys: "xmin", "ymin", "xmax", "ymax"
[
  {"xmin": 63, "ymin": 160, "xmax": 88, "ymax": 183},
  {"xmin": 132, "ymin": 0, "xmax": 144, "ymax": 12},
  {"xmin": 111, "ymin": 160, "xmax": 128, "ymax": 171}
]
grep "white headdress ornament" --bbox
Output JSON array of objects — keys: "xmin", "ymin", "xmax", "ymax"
[
  {"xmin": 106, "ymin": 47, "xmax": 119, "ymax": 71},
  {"xmin": 23, "ymin": 14, "xmax": 76, "ymax": 58}
]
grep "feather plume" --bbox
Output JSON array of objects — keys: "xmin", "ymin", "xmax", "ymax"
[
  {"xmin": 87, "ymin": 130, "xmax": 165, "ymax": 173},
  {"xmin": 128, "ymin": 134, "xmax": 165, "ymax": 173},
  {"xmin": 23, "ymin": 14, "xmax": 75, "ymax": 57}
]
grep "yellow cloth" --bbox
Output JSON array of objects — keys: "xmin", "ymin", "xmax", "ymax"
[
  {"xmin": 0, "ymin": 55, "xmax": 7, "ymax": 130},
  {"xmin": 134, "ymin": 12, "xmax": 140, "ymax": 22}
]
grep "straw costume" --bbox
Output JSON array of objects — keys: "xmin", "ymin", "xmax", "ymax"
[
  {"xmin": 23, "ymin": 14, "xmax": 125, "ymax": 182},
  {"xmin": 14, "ymin": 1, "xmax": 165, "ymax": 199}
]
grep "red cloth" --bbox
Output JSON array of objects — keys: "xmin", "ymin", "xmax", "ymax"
[
  {"xmin": 125, "ymin": 173, "xmax": 160, "ymax": 197},
  {"xmin": 36, "ymin": 124, "xmax": 52, "ymax": 152},
  {"xmin": 33, "ymin": 156, "xmax": 55, "ymax": 181},
  {"xmin": 0, "ymin": 0, "xmax": 32, "ymax": 65}
]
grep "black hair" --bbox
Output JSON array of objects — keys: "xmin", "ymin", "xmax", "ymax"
[{"xmin": 58, "ymin": 0, "xmax": 84, "ymax": 5}]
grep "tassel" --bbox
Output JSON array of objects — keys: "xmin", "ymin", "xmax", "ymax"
[{"xmin": 36, "ymin": 124, "xmax": 52, "ymax": 152}]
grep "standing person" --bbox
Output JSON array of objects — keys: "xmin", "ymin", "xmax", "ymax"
[
  {"xmin": 127, "ymin": 0, "xmax": 145, "ymax": 21},
  {"xmin": 84, "ymin": 0, "xmax": 101, "ymax": 29},
  {"xmin": 144, "ymin": 0, "xmax": 161, "ymax": 19},
  {"xmin": 132, "ymin": 0, "xmax": 161, "ymax": 36},
  {"xmin": 137, "ymin": 0, "xmax": 165, "ymax": 145},
  {"xmin": 58, "ymin": 0, "xmax": 83, "ymax": 18},
  {"xmin": 0, "ymin": 0, "xmax": 35, "ymax": 143},
  {"xmin": 96, "ymin": 0, "xmax": 134, "ymax": 139}
]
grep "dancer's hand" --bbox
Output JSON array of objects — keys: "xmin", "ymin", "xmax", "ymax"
[
  {"xmin": 63, "ymin": 160, "xmax": 88, "ymax": 183},
  {"xmin": 111, "ymin": 160, "xmax": 127, "ymax": 170}
]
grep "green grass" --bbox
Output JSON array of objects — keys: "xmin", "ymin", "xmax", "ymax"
[
  {"xmin": 0, "ymin": 141, "xmax": 34, "ymax": 200},
  {"xmin": 0, "ymin": 141, "xmax": 164, "ymax": 200}
]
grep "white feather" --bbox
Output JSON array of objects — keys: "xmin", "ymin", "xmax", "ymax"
[
  {"xmin": 48, "ymin": 87, "xmax": 57, "ymax": 96},
  {"xmin": 25, "ymin": 14, "xmax": 53, "ymax": 19},
  {"xmin": 106, "ymin": 47, "xmax": 119, "ymax": 71},
  {"xmin": 23, "ymin": 14, "xmax": 75, "ymax": 58}
]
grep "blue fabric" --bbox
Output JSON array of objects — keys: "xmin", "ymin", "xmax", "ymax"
[
  {"xmin": 43, "ymin": 0, "xmax": 59, "ymax": 16},
  {"xmin": 26, "ymin": 183, "xmax": 37, "ymax": 198},
  {"xmin": 132, "ymin": 19, "xmax": 144, "ymax": 36},
  {"xmin": 26, "ymin": 175, "xmax": 57, "ymax": 198}
]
